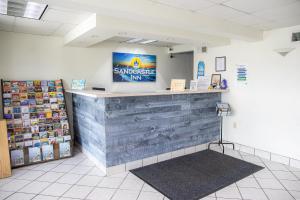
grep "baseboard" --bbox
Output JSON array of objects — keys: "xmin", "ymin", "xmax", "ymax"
[{"xmin": 225, "ymin": 140, "xmax": 300, "ymax": 169}]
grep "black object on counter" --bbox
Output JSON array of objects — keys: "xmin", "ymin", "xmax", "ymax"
[{"xmin": 92, "ymin": 87, "xmax": 105, "ymax": 91}]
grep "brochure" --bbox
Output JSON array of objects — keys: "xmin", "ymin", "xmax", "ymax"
[
  {"xmin": 29, "ymin": 147, "xmax": 41, "ymax": 163},
  {"xmin": 11, "ymin": 149, "xmax": 25, "ymax": 167},
  {"xmin": 59, "ymin": 142, "xmax": 71, "ymax": 158},
  {"xmin": 42, "ymin": 145, "xmax": 54, "ymax": 160}
]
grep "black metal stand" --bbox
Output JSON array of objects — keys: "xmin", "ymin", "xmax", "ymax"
[{"xmin": 208, "ymin": 117, "xmax": 235, "ymax": 154}]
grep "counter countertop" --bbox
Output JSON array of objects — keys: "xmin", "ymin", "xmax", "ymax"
[{"xmin": 66, "ymin": 89, "xmax": 228, "ymax": 98}]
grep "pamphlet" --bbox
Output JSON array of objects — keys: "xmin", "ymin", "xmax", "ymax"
[
  {"xmin": 42, "ymin": 145, "xmax": 54, "ymax": 160},
  {"xmin": 11, "ymin": 149, "xmax": 24, "ymax": 167},
  {"xmin": 59, "ymin": 142, "xmax": 71, "ymax": 158},
  {"xmin": 29, "ymin": 147, "xmax": 41, "ymax": 163}
]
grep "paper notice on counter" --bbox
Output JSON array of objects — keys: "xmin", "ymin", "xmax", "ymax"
[
  {"xmin": 171, "ymin": 79, "xmax": 186, "ymax": 92},
  {"xmin": 197, "ymin": 76, "xmax": 210, "ymax": 90}
]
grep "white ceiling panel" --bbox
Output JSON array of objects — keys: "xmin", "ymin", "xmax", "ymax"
[
  {"xmin": 271, "ymin": 17, "xmax": 300, "ymax": 29},
  {"xmin": 223, "ymin": 0, "xmax": 297, "ymax": 13},
  {"xmin": 53, "ymin": 23, "xmax": 75, "ymax": 36},
  {"xmin": 14, "ymin": 18, "xmax": 61, "ymax": 35},
  {"xmin": 150, "ymin": 0, "xmax": 215, "ymax": 11},
  {"xmin": 42, "ymin": 8, "xmax": 91, "ymax": 25},
  {"xmin": 253, "ymin": 1, "xmax": 300, "ymax": 21},
  {"xmin": 249, "ymin": 22, "xmax": 278, "ymax": 31},
  {"xmin": 0, "ymin": 14, "xmax": 15, "ymax": 31},
  {"xmin": 228, "ymin": 15, "xmax": 271, "ymax": 26},
  {"xmin": 197, "ymin": 4, "xmax": 246, "ymax": 20}
]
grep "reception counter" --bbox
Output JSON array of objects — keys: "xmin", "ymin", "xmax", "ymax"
[{"xmin": 67, "ymin": 89, "xmax": 226, "ymax": 174}]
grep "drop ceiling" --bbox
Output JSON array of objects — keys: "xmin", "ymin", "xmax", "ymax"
[
  {"xmin": 149, "ymin": 0, "xmax": 300, "ymax": 30},
  {"xmin": 0, "ymin": 5, "xmax": 93, "ymax": 36},
  {"xmin": 0, "ymin": 0, "xmax": 299, "ymax": 44}
]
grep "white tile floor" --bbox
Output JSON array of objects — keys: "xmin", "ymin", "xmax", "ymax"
[{"xmin": 1, "ymin": 147, "xmax": 300, "ymax": 200}]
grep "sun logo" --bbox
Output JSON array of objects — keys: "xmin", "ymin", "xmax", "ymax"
[{"xmin": 130, "ymin": 57, "xmax": 142, "ymax": 68}]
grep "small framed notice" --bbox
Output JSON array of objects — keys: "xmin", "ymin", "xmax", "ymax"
[
  {"xmin": 71, "ymin": 80, "xmax": 86, "ymax": 90},
  {"xmin": 215, "ymin": 56, "xmax": 226, "ymax": 72},
  {"xmin": 170, "ymin": 79, "xmax": 186, "ymax": 92}
]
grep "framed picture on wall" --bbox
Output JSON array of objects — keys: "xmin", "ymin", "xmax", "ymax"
[
  {"xmin": 215, "ymin": 56, "xmax": 226, "ymax": 72},
  {"xmin": 112, "ymin": 52, "xmax": 156, "ymax": 82},
  {"xmin": 211, "ymin": 74, "xmax": 221, "ymax": 87}
]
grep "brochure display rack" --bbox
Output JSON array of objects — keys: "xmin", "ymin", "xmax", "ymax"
[
  {"xmin": 1, "ymin": 79, "xmax": 72, "ymax": 167},
  {"xmin": 208, "ymin": 103, "xmax": 234, "ymax": 154}
]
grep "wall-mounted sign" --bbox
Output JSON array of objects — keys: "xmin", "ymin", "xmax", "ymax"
[
  {"xmin": 236, "ymin": 64, "xmax": 248, "ymax": 85},
  {"xmin": 112, "ymin": 52, "xmax": 156, "ymax": 82},
  {"xmin": 215, "ymin": 56, "xmax": 226, "ymax": 72},
  {"xmin": 197, "ymin": 61, "xmax": 205, "ymax": 78}
]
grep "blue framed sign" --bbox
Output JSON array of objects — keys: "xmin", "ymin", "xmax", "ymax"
[
  {"xmin": 197, "ymin": 61, "xmax": 205, "ymax": 78},
  {"xmin": 112, "ymin": 52, "xmax": 156, "ymax": 82}
]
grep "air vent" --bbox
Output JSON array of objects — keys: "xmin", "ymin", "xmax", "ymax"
[
  {"xmin": 292, "ymin": 32, "xmax": 300, "ymax": 42},
  {"xmin": 0, "ymin": 0, "xmax": 48, "ymax": 20}
]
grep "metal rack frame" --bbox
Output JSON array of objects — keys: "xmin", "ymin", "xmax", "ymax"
[{"xmin": 208, "ymin": 103, "xmax": 234, "ymax": 154}]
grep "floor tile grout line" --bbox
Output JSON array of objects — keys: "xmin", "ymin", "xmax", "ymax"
[
  {"xmin": 135, "ymin": 182, "xmax": 145, "ymax": 200},
  {"xmin": 257, "ymin": 155, "xmax": 297, "ymax": 200},
  {"xmin": 285, "ymin": 165, "xmax": 300, "ymax": 182},
  {"xmin": 57, "ymin": 162, "xmax": 95, "ymax": 199},
  {"xmin": 109, "ymin": 171, "xmax": 130, "ymax": 200},
  {"xmin": 38, "ymin": 155, "xmax": 88, "ymax": 199},
  {"xmin": 2, "ymin": 170, "xmax": 47, "ymax": 200},
  {"xmin": 234, "ymin": 182, "xmax": 245, "ymax": 200},
  {"xmin": 237, "ymin": 149, "xmax": 271, "ymax": 200},
  {"xmin": 3, "ymin": 150, "xmax": 87, "ymax": 200}
]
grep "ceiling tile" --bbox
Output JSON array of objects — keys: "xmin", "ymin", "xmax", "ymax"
[
  {"xmin": 150, "ymin": 0, "xmax": 216, "ymax": 11},
  {"xmin": 253, "ymin": 1, "xmax": 300, "ymax": 21},
  {"xmin": 42, "ymin": 8, "xmax": 91, "ymax": 25},
  {"xmin": 197, "ymin": 4, "xmax": 245, "ymax": 20},
  {"xmin": 270, "ymin": 17, "xmax": 300, "ymax": 29},
  {"xmin": 228, "ymin": 14, "xmax": 271, "ymax": 26},
  {"xmin": 223, "ymin": 0, "xmax": 297, "ymax": 13},
  {"xmin": 249, "ymin": 23, "xmax": 279, "ymax": 31},
  {"xmin": 14, "ymin": 18, "xmax": 61, "ymax": 35},
  {"xmin": 53, "ymin": 23, "xmax": 75, "ymax": 36},
  {"xmin": 0, "ymin": 15, "xmax": 15, "ymax": 31}
]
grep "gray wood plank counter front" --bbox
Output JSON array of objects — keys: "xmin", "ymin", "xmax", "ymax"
[{"xmin": 66, "ymin": 90, "xmax": 227, "ymax": 174}]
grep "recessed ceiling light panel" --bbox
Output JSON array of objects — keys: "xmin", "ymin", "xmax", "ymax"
[
  {"xmin": 0, "ymin": 0, "xmax": 48, "ymax": 20},
  {"xmin": 126, "ymin": 38, "xmax": 143, "ymax": 43},
  {"xmin": 140, "ymin": 39, "xmax": 157, "ymax": 44}
]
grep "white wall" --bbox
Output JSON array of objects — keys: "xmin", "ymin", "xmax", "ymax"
[
  {"xmin": 0, "ymin": 31, "xmax": 193, "ymax": 92},
  {"xmin": 195, "ymin": 25, "xmax": 300, "ymax": 160}
]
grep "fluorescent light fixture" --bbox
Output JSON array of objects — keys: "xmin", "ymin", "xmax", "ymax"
[
  {"xmin": 0, "ymin": 0, "xmax": 47, "ymax": 20},
  {"xmin": 0, "ymin": 0, "xmax": 8, "ymax": 15},
  {"xmin": 140, "ymin": 39, "xmax": 157, "ymax": 44},
  {"xmin": 126, "ymin": 38, "xmax": 143, "ymax": 43},
  {"xmin": 23, "ymin": 1, "xmax": 47, "ymax": 20}
]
